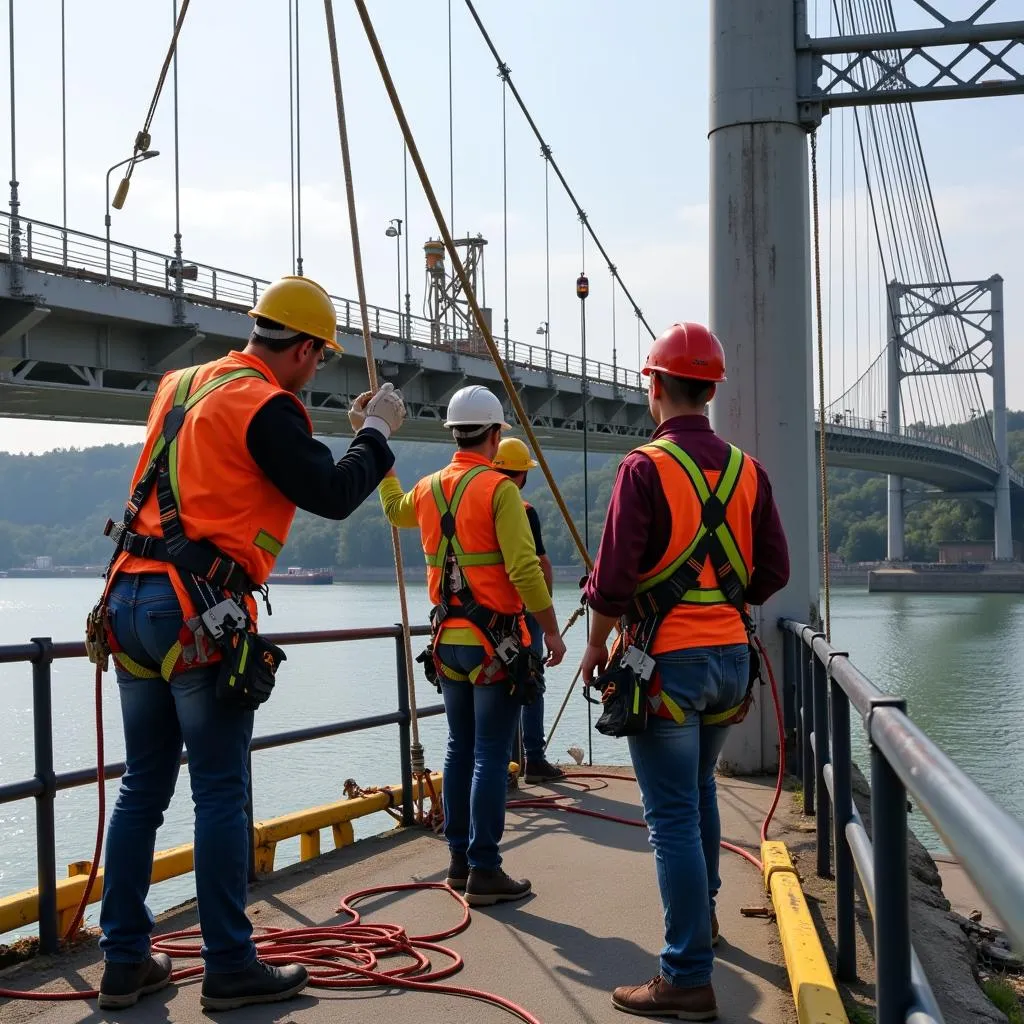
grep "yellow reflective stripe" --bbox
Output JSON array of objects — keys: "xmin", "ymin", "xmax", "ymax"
[
  {"xmin": 114, "ymin": 651, "xmax": 161, "ymax": 679},
  {"xmin": 159, "ymin": 641, "xmax": 184, "ymax": 682},
  {"xmin": 657, "ymin": 689, "xmax": 687, "ymax": 724},
  {"xmin": 637, "ymin": 528, "xmax": 706, "ymax": 593},
  {"xmin": 714, "ymin": 524, "xmax": 749, "ymax": 587},
  {"xmin": 426, "ymin": 466, "xmax": 501, "ymax": 569},
  {"xmin": 632, "ymin": 681, "xmax": 642, "ymax": 716},
  {"xmin": 647, "ymin": 439, "xmax": 712, "ymax": 499},
  {"xmin": 253, "ymin": 529, "xmax": 283, "ymax": 556},
  {"xmin": 680, "ymin": 588, "xmax": 727, "ymax": 604},
  {"xmin": 183, "ymin": 368, "xmax": 265, "ymax": 410},
  {"xmin": 704, "ymin": 701, "xmax": 744, "ymax": 726},
  {"xmin": 438, "ymin": 660, "xmax": 470, "ymax": 681}
]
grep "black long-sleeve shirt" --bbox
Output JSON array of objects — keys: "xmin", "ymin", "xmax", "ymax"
[{"xmin": 245, "ymin": 395, "xmax": 394, "ymax": 519}]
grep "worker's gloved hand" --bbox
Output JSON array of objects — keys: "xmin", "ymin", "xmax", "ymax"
[
  {"xmin": 362, "ymin": 382, "xmax": 406, "ymax": 439},
  {"xmin": 348, "ymin": 390, "xmax": 373, "ymax": 431}
]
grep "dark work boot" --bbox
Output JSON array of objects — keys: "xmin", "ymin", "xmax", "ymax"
[
  {"xmin": 446, "ymin": 851, "xmax": 469, "ymax": 891},
  {"xmin": 98, "ymin": 953, "xmax": 173, "ymax": 1009},
  {"xmin": 523, "ymin": 758, "xmax": 565, "ymax": 783},
  {"xmin": 464, "ymin": 867, "xmax": 531, "ymax": 907},
  {"xmin": 612, "ymin": 976, "xmax": 718, "ymax": 1020},
  {"xmin": 200, "ymin": 959, "xmax": 308, "ymax": 1011}
]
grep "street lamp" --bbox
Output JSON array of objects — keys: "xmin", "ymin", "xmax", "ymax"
[
  {"xmin": 105, "ymin": 150, "xmax": 160, "ymax": 282},
  {"xmin": 386, "ymin": 218, "xmax": 402, "ymax": 338},
  {"xmin": 536, "ymin": 321, "xmax": 549, "ymax": 368}
]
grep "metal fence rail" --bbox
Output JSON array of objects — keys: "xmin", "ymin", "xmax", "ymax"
[
  {"xmin": 0, "ymin": 623, "xmax": 442, "ymax": 955},
  {"xmin": 0, "ymin": 211, "xmax": 643, "ymax": 391},
  {"xmin": 781, "ymin": 619, "xmax": 1024, "ymax": 1024}
]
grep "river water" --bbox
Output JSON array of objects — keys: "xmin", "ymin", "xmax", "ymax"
[{"xmin": 2, "ymin": 578, "xmax": 1023, "ymax": 939}]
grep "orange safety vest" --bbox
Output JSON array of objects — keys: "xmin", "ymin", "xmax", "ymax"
[
  {"xmin": 106, "ymin": 351, "xmax": 309, "ymax": 673},
  {"xmin": 634, "ymin": 439, "xmax": 758, "ymax": 656},
  {"xmin": 413, "ymin": 452, "xmax": 527, "ymax": 654}
]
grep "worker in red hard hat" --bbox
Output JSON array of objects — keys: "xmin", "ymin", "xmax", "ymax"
[{"xmin": 580, "ymin": 322, "xmax": 790, "ymax": 1020}]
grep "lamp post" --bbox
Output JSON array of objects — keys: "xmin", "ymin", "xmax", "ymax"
[
  {"xmin": 386, "ymin": 218, "xmax": 402, "ymax": 338},
  {"xmin": 536, "ymin": 321, "xmax": 549, "ymax": 369},
  {"xmin": 105, "ymin": 150, "xmax": 159, "ymax": 282}
]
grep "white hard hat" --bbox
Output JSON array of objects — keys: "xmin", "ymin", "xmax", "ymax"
[{"xmin": 443, "ymin": 385, "xmax": 511, "ymax": 430}]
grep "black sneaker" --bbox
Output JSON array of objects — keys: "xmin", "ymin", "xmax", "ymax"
[
  {"xmin": 200, "ymin": 959, "xmax": 308, "ymax": 1012},
  {"xmin": 446, "ymin": 851, "xmax": 469, "ymax": 891},
  {"xmin": 464, "ymin": 868, "xmax": 531, "ymax": 907},
  {"xmin": 98, "ymin": 953, "xmax": 173, "ymax": 1009},
  {"xmin": 523, "ymin": 758, "xmax": 565, "ymax": 783}
]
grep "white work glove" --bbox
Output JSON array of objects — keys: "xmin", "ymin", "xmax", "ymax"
[
  {"xmin": 348, "ymin": 391, "xmax": 372, "ymax": 432},
  {"xmin": 361, "ymin": 382, "xmax": 406, "ymax": 439}
]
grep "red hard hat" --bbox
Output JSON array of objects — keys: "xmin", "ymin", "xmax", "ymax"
[{"xmin": 642, "ymin": 322, "xmax": 727, "ymax": 383}]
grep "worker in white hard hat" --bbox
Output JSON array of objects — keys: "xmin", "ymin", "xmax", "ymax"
[{"xmin": 380, "ymin": 384, "xmax": 566, "ymax": 906}]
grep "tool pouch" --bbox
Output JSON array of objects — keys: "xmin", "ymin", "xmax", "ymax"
[
  {"xmin": 508, "ymin": 648, "xmax": 542, "ymax": 706},
  {"xmin": 214, "ymin": 627, "xmax": 286, "ymax": 711},
  {"xmin": 84, "ymin": 600, "xmax": 111, "ymax": 671},
  {"xmin": 591, "ymin": 663, "xmax": 648, "ymax": 738},
  {"xmin": 416, "ymin": 641, "xmax": 442, "ymax": 694}
]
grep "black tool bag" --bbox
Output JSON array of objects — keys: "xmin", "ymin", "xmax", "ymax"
[
  {"xmin": 214, "ymin": 625, "xmax": 287, "ymax": 711},
  {"xmin": 590, "ymin": 662, "xmax": 649, "ymax": 738}
]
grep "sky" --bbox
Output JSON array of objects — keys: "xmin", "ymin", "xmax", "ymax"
[{"xmin": 0, "ymin": 0, "xmax": 1022, "ymax": 453}]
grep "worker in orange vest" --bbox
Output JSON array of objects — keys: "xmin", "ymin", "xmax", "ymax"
[
  {"xmin": 491, "ymin": 437, "xmax": 565, "ymax": 785},
  {"xmin": 89, "ymin": 276, "xmax": 406, "ymax": 1012},
  {"xmin": 580, "ymin": 323, "xmax": 790, "ymax": 1020},
  {"xmin": 380, "ymin": 385, "xmax": 566, "ymax": 906}
]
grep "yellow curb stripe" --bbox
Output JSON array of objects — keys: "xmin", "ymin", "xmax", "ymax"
[{"xmin": 762, "ymin": 840, "xmax": 850, "ymax": 1024}]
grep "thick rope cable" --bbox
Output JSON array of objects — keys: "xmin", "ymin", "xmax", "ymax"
[
  {"xmin": 462, "ymin": 0, "xmax": 654, "ymax": 342},
  {"xmin": 120, "ymin": 0, "xmax": 191, "ymax": 193},
  {"xmin": 322, "ymin": 0, "xmax": 431, "ymax": 823},
  {"xmin": 811, "ymin": 131, "xmax": 832, "ymax": 642},
  {"xmin": 351, "ymin": 0, "xmax": 592, "ymax": 570}
]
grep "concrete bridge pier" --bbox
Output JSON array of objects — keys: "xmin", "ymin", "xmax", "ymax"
[{"xmin": 710, "ymin": 0, "xmax": 816, "ymax": 773}]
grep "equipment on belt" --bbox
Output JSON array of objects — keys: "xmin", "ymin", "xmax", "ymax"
[
  {"xmin": 418, "ymin": 465, "xmax": 541, "ymax": 703},
  {"xmin": 585, "ymin": 439, "xmax": 759, "ymax": 734},
  {"xmin": 492, "ymin": 437, "xmax": 538, "ymax": 472},
  {"xmin": 248, "ymin": 274, "xmax": 344, "ymax": 352},
  {"xmin": 642, "ymin": 321, "xmax": 727, "ymax": 384},
  {"xmin": 91, "ymin": 364, "xmax": 287, "ymax": 708}
]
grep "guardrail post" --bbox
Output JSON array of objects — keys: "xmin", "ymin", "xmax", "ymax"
[
  {"xmin": 801, "ymin": 638, "xmax": 815, "ymax": 815},
  {"xmin": 31, "ymin": 637, "xmax": 59, "ymax": 954},
  {"xmin": 869, "ymin": 699, "xmax": 911, "ymax": 1024},
  {"xmin": 395, "ymin": 630, "xmax": 414, "ymax": 827},
  {"xmin": 245, "ymin": 752, "xmax": 256, "ymax": 883},
  {"xmin": 781, "ymin": 629, "xmax": 796, "ymax": 738},
  {"xmin": 829, "ymin": 664, "xmax": 856, "ymax": 982},
  {"xmin": 813, "ymin": 653, "xmax": 831, "ymax": 878}
]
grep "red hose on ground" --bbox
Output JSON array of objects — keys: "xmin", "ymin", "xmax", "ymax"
[{"xmin": 0, "ymin": 639, "xmax": 786, "ymax": 1016}]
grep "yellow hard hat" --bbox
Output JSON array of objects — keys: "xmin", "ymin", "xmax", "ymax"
[
  {"xmin": 248, "ymin": 275, "xmax": 343, "ymax": 352},
  {"xmin": 493, "ymin": 437, "xmax": 538, "ymax": 472}
]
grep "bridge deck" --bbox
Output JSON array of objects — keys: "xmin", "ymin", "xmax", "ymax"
[{"xmin": 0, "ymin": 771, "xmax": 795, "ymax": 1024}]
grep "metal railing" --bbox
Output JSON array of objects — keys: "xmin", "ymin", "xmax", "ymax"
[
  {"xmin": 0, "ymin": 211, "xmax": 643, "ymax": 392},
  {"xmin": 781, "ymin": 620, "xmax": 1024, "ymax": 1024},
  {"xmin": 0, "ymin": 623, "xmax": 443, "ymax": 955}
]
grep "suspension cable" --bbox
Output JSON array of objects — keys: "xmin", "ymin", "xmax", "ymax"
[
  {"xmin": 352, "ymin": 0, "xmax": 592, "ymax": 569},
  {"xmin": 322, "ymin": 0, "xmax": 427, "ymax": 815},
  {"xmin": 811, "ymin": 131, "xmax": 832, "ymax": 642},
  {"xmin": 121, "ymin": 0, "xmax": 191, "ymax": 193},
  {"xmin": 544, "ymin": 152, "xmax": 551, "ymax": 360},
  {"xmin": 289, "ymin": 0, "xmax": 296, "ymax": 274},
  {"xmin": 295, "ymin": 0, "xmax": 304, "ymax": 276},
  {"xmin": 462, "ymin": 0, "xmax": 654, "ymax": 341},
  {"xmin": 501, "ymin": 73, "xmax": 509, "ymax": 348}
]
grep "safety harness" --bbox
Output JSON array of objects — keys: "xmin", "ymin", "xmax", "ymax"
[
  {"xmin": 93, "ymin": 365, "xmax": 275, "ymax": 685},
  {"xmin": 590, "ymin": 440, "xmax": 761, "ymax": 735},
  {"xmin": 416, "ymin": 467, "xmax": 539, "ymax": 700}
]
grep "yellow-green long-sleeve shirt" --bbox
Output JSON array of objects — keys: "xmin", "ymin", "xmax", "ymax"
[{"xmin": 379, "ymin": 454, "xmax": 552, "ymax": 647}]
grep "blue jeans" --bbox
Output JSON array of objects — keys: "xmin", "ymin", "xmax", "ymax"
[
  {"xmin": 98, "ymin": 573, "xmax": 257, "ymax": 974},
  {"xmin": 436, "ymin": 642, "xmax": 520, "ymax": 871},
  {"xmin": 627, "ymin": 644, "xmax": 749, "ymax": 989},
  {"xmin": 510, "ymin": 612, "xmax": 546, "ymax": 763}
]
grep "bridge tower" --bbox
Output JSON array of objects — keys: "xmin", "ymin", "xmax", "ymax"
[
  {"xmin": 712, "ymin": 0, "xmax": 1024, "ymax": 772},
  {"xmin": 886, "ymin": 276, "xmax": 1012, "ymax": 561}
]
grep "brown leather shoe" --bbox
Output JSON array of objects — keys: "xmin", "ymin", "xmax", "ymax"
[
  {"xmin": 711, "ymin": 912, "xmax": 719, "ymax": 947},
  {"xmin": 611, "ymin": 976, "xmax": 717, "ymax": 1020}
]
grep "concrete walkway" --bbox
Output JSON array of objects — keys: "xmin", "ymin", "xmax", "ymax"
[{"xmin": 1, "ymin": 770, "xmax": 796, "ymax": 1024}]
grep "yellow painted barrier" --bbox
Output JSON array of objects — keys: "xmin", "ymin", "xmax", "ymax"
[
  {"xmin": 0, "ymin": 771, "xmax": 443, "ymax": 937},
  {"xmin": 762, "ymin": 840, "xmax": 849, "ymax": 1024}
]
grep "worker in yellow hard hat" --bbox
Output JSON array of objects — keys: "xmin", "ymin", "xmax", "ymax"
[
  {"xmin": 91, "ymin": 274, "xmax": 406, "ymax": 1012},
  {"xmin": 492, "ymin": 438, "xmax": 565, "ymax": 787}
]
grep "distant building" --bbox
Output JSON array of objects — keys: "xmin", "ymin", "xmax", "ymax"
[
  {"xmin": 937, "ymin": 541, "xmax": 1023, "ymax": 564},
  {"xmin": 34, "ymin": 555, "xmax": 53, "ymax": 570}
]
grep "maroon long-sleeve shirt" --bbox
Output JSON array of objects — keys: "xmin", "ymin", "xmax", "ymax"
[{"xmin": 585, "ymin": 414, "xmax": 790, "ymax": 618}]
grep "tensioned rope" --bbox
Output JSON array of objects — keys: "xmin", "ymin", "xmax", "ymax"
[{"xmin": 322, "ymin": 0, "xmax": 434, "ymax": 824}]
